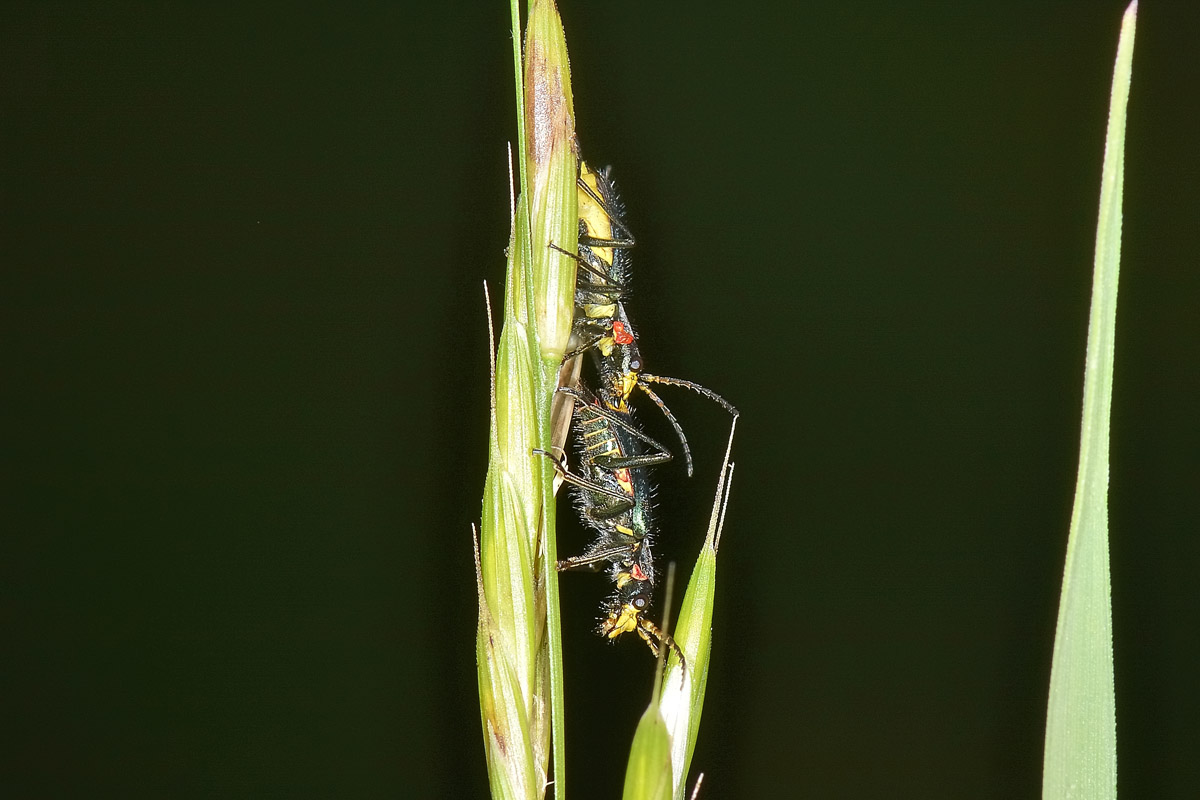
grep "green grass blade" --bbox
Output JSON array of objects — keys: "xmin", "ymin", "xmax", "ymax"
[
  {"xmin": 623, "ymin": 705, "xmax": 673, "ymax": 800},
  {"xmin": 1042, "ymin": 3, "xmax": 1136, "ymax": 798},
  {"xmin": 477, "ymin": 2, "xmax": 576, "ymax": 798},
  {"xmin": 522, "ymin": 4, "xmax": 578, "ymax": 797},
  {"xmin": 478, "ymin": 191, "xmax": 548, "ymax": 800},
  {"xmin": 658, "ymin": 419, "xmax": 737, "ymax": 798},
  {"xmin": 509, "ymin": 0, "xmax": 527, "ymax": 206}
]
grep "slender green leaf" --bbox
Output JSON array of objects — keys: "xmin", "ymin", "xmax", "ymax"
[
  {"xmin": 658, "ymin": 419, "xmax": 737, "ymax": 798},
  {"xmin": 1042, "ymin": 4, "xmax": 1136, "ymax": 798},
  {"xmin": 623, "ymin": 705, "xmax": 673, "ymax": 800}
]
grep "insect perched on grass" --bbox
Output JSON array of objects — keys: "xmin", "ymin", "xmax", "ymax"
[
  {"xmin": 554, "ymin": 161, "xmax": 738, "ymax": 479},
  {"xmin": 538, "ymin": 377, "xmax": 682, "ymax": 662},
  {"xmin": 543, "ymin": 157, "xmax": 740, "ymax": 663}
]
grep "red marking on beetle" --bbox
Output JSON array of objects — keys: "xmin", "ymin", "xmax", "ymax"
[
  {"xmin": 612, "ymin": 321, "xmax": 634, "ymax": 345},
  {"xmin": 630, "ymin": 564, "xmax": 648, "ymax": 581}
]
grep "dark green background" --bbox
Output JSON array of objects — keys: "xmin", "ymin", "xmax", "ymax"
[{"xmin": 4, "ymin": 2, "xmax": 1197, "ymax": 797}]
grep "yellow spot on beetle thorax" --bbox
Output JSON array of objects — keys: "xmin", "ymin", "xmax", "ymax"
[
  {"xmin": 583, "ymin": 302, "xmax": 617, "ymax": 320},
  {"xmin": 578, "ymin": 162, "xmax": 615, "ymax": 265}
]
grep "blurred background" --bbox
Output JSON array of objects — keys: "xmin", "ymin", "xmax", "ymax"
[{"xmin": 4, "ymin": 1, "xmax": 1197, "ymax": 797}]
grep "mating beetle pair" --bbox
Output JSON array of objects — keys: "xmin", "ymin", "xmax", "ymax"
[{"xmin": 540, "ymin": 161, "xmax": 736, "ymax": 663}]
